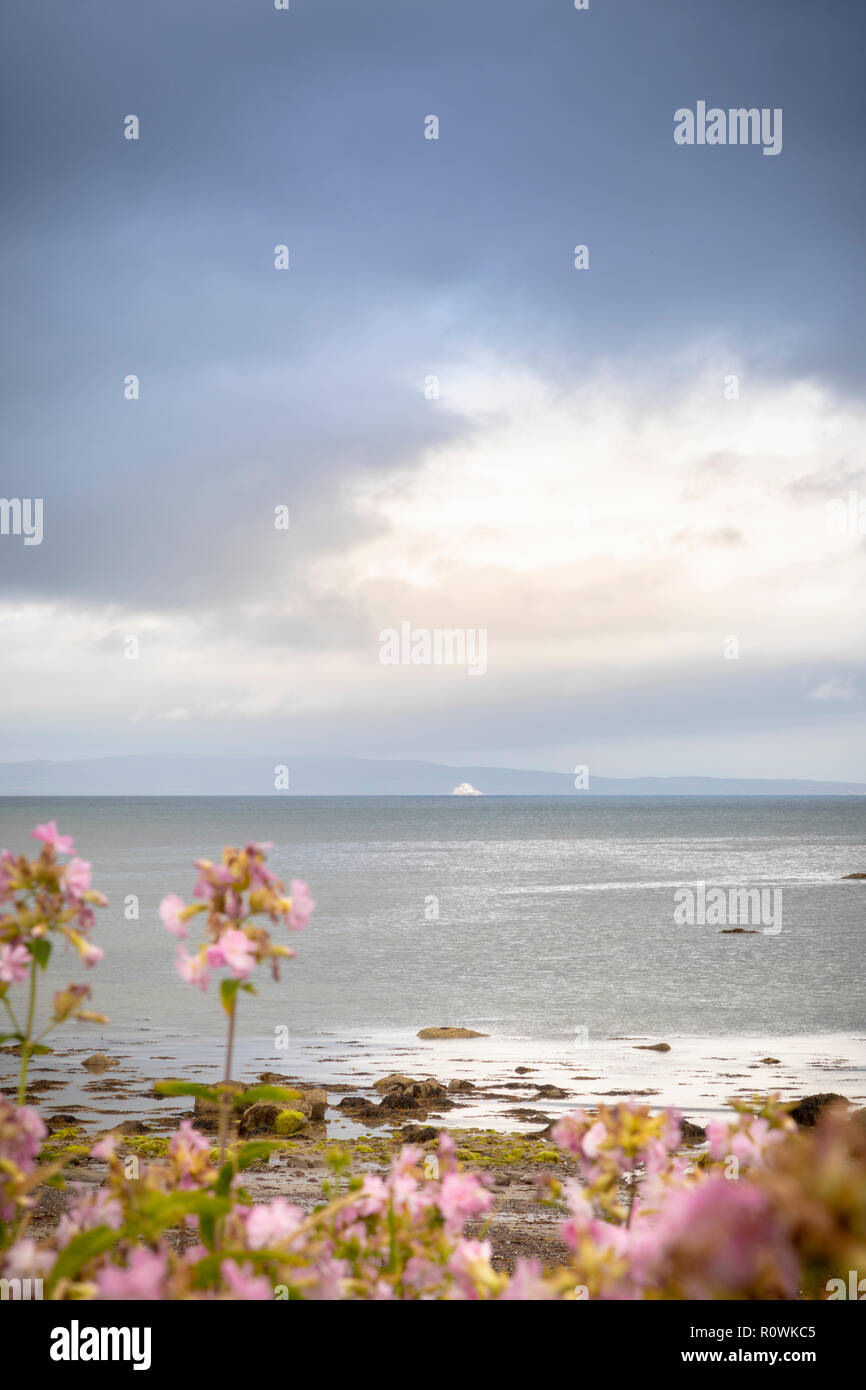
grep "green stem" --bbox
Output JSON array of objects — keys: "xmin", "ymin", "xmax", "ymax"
[
  {"xmin": 17, "ymin": 961, "xmax": 39, "ymax": 1105},
  {"xmin": 2, "ymin": 994, "xmax": 22, "ymax": 1034},
  {"xmin": 625, "ymin": 1175, "xmax": 638, "ymax": 1229},
  {"xmin": 217, "ymin": 999, "xmax": 237, "ymax": 1164}
]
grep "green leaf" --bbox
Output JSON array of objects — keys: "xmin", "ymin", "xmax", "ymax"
[
  {"xmin": 153, "ymin": 1079, "xmax": 221, "ymax": 1101},
  {"xmin": 28, "ymin": 1043, "xmax": 53, "ymax": 1055},
  {"xmin": 220, "ymin": 977, "xmax": 240, "ymax": 1013},
  {"xmin": 215, "ymin": 1160, "xmax": 235, "ymax": 1197},
  {"xmin": 236, "ymin": 1140, "xmax": 280, "ymax": 1170},
  {"xmin": 29, "ymin": 938, "xmax": 52, "ymax": 970},
  {"xmin": 46, "ymin": 1225, "xmax": 119, "ymax": 1294},
  {"xmin": 234, "ymin": 1085, "xmax": 302, "ymax": 1106}
]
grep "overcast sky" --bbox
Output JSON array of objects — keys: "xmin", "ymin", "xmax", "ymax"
[{"xmin": 1, "ymin": 0, "xmax": 864, "ymax": 780}]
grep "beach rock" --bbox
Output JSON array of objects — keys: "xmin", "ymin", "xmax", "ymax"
[
  {"xmin": 841, "ymin": 872, "xmax": 866, "ymax": 879},
  {"xmin": 81, "ymin": 1053, "xmax": 120, "ymax": 1072},
  {"xmin": 414, "ymin": 1078, "xmax": 447, "ymax": 1101},
  {"xmin": 400, "ymin": 1125, "xmax": 440, "ymax": 1143},
  {"xmin": 633, "ymin": 1043, "xmax": 671, "ymax": 1053},
  {"xmin": 378, "ymin": 1089, "xmax": 422, "ymax": 1112},
  {"xmin": 373, "ymin": 1073, "xmax": 417, "ymax": 1092},
  {"xmin": 720, "ymin": 927, "xmax": 759, "ymax": 934},
  {"xmin": 257, "ymin": 1071, "xmax": 292, "ymax": 1085},
  {"xmin": 416, "ymin": 1027, "xmax": 488, "ymax": 1039},
  {"xmin": 192, "ymin": 1081, "xmax": 246, "ymax": 1129},
  {"xmin": 302, "ymin": 1088, "xmax": 328, "ymax": 1122},
  {"xmin": 679, "ymin": 1119, "xmax": 707, "ymax": 1144},
  {"xmin": 46, "ymin": 1113, "xmax": 82, "ymax": 1132},
  {"xmin": 448, "ymin": 1079, "xmax": 474, "ymax": 1093},
  {"xmin": 108, "ymin": 1119, "xmax": 152, "ymax": 1136},
  {"xmin": 759, "ymin": 1057, "xmax": 781, "ymax": 1065},
  {"xmin": 337, "ymin": 1094, "xmax": 375, "ymax": 1112},
  {"xmin": 535, "ymin": 1085, "xmax": 568, "ymax": 1099},
  {"xmin": 515, "ymin": 1066, "xmax": 535, "ymax": 1074},
  {"xmin": 788, "ymin": 1093, "xmax": 848, "ymax": 1127},
  {"xmin": 238, "ymin": 1101, "xmax": 309, "ymax": 1137},
  {"xmin": 375, "ymin": 1075, "xmax": 446, "ymax": 1103}
]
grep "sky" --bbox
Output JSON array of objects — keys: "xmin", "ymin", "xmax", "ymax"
[{"xmin": 1, "ymin": 0, "xmax": 864, "ymax": 780}]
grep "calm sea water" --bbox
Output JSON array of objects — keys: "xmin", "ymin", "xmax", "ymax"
[{"xmin": 1, "ymin": 796, "xmax": 863, "ymax": 1053}]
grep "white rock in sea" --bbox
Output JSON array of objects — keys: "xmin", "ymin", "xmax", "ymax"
[{"xmin": 452, "ymin": 782, "xmax": 482, "ymax": 796}]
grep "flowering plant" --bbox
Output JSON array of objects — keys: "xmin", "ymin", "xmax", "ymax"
[
  {"xmin": 0, "ymin": 822, "xmax": 108, "ymax": 1104},
  {"xmin": 158, "ymin": 844, "xmax": 314, "ymax": 1157},
  {"xmin": 2, "ymin": 823, "xmax": 865, "ymax": 1302}
]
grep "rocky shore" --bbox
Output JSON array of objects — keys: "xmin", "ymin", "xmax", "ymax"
[{"xmin": 6, "ymin": 1038, "xmax": 864, "ymax": 1273}]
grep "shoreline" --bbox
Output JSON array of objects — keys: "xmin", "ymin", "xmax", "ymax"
[
  {"xmin": 5, "ymin": 1027, "xmax": 864, "ymax": 1139},
  {"xmin": 7, "ymin": 1027, "xmax": 865, "ymax": 1276}
]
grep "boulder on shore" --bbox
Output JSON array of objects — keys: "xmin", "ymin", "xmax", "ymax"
[
  {"xmin": 373, "ymin": 1073, "xmax": 417, "ymax": 1093},
  {"xmin": 788, "ymin": 1093, "xmax": 849, "ymax": 1127},
  {"xmin": 81, "ymin": 1053, "xmax": 120, "ymax": 1072},
  {"xmin": 302, "ymin": 1087, "xmax": 328, "ymax": 1122},
  {"xmin": 633, "ymin": 1043, "xmax": 671, "ymax": 1053},
  {"xmin": 238, "ymin": 1101, "xmax": 309, "ymax": 1137},
  {"xmin": 192, "ymin": 1081, "xmax": 246, "ymax": 1130},
  {"xmin": 417, "ymin": 1027, "xmax": 488, "ymax": 1039},
  {"xmin": 679, "ymin": 1119, "xmax": 707, "ymax": 1144},
  {"xmin": 841, "ymin": 872, "xmax": 866, "ymax": 879}
]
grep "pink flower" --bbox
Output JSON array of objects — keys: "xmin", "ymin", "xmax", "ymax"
[
  {"xmin": 192, "ymin": 860, "xmax": 236, "ymax": 901},
  {"xmin": 0, "ymin": 1093, "xmax": 47, "ymax": 1214},
  {"xmin": 206, "ymin": 929, "xmax": 257, "ymax": 979},
  {"xmin": 247, "ymin": 845, "xmax": 277, "ymax": 887},
  {"xmin": 91, "ymin": 1135, "xmax": 116, "ymax": 1161},
  {"xmin": 159, "ymin": 893, "xmax": 188, "ymax": 938},
  {"xmin": 560, "ymin": 1178, "xmax": 593, "ymax": 1249},
  {"xmin": 80, "ymin": 940, "xmax": 104, "ymax": 969},
  {"xmin": 244, "ymin": 1198, "xmax": 304, "ymax": 1250},
  {"xmin": 220, "ymin": 1259, "xmax": 273, "ymax": 1300},
  {"xmin": 357, "ymin": 1174, "xmax": 389, "ymax": 1218},
  {"xmin": 30, "ymin": 821, "xmax": 75, "ymax": 854},
  {"xmin": 705, "ymin": 1118, "xmax": 731, "ymax": 1160},
  {"xmin": 57, "ymin": 1187, "xmax": 123, "ymax": 1247},
  {"xmin": 551, "ymin": 1109, "xmax": 591, "ymax": 1157},
  {"xmin": 648, "ymin": 1174, "xmax": 799, "ymax": 1298},
  {"xmin": 447, "ymin": 1238, "xmax": 493, "ymax": 1297},
  {"xmin": 97, "ymin": 1247, "xmax": 167, "ymax": 1300},
  {"xmin": 437, "ymin": 1171, "xmax": 494, "ymax": 1233},
  {"xmin": 581, "ymin": 1119, "xmax": 607, "ymax": 1160},
  {"xmin": 501, "ymin": 1258, "xmax": 555, "ymax": 1300},
  {"xmin": 288, "ymin": 879, "xmax": 315, "ymax": 930},
  {"xmin": 305, "ymin": 1256, "xmax": 349, "ymax": 1301},
  {"xmin": 0, "ymin": 942, "xmax": 31, "ymax": 984},
  {"xmin": 64, "ymin": 857, "xmax": 92, "ymax": 899},
  {"xmin": 1, "ymin": 1237, "xmax": 53, "ymax": 1280},
  {"xmin": 0, "ymin": 851, "xmax": 17, "ymax": 902},
  {"xmin": 176, "ymin": 947, "xmax": 210, "ymax": 992}
]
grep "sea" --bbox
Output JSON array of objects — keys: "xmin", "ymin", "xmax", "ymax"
[{"xmin": 1, "ymin": 795, "xmax": 864, "ymax": 1129}]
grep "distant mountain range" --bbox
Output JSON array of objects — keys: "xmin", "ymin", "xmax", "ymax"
[{"xmin": 0, "ymin": 755, "xmax": 863, "ymax": 797}]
